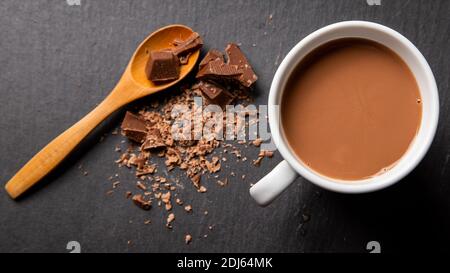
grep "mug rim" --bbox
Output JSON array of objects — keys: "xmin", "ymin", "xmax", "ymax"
[{"xmin": 268, "ymin": 20, "xmax": 439, "ymax": 193}]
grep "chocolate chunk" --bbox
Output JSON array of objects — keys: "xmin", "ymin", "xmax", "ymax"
[
  {"xmin": 121, "ymin": 112, "xmax": 147, "ymax": 143},
  {"xmin": 198, "ymin": 81, "xmax": 234, "ymax": 108},
  {"xmin": 196, "ymin": 59, "xmax": 243, "ymax": 80},
  {"xmin": 172, "ymin": 32, "xmax": 203, "ymax": 57},
  {"xmin": 141, "ymin": 128, "xmax": 165, "ymax": 150},
  {"xmin": 132, "ymin": 194, "xmax": 152, "ymax": 210},
  {"xmin": 199, "ymin": 49, "xmax": 224, "ymax": 70},
  {"xmin": 225, "ymin": 43, "xmax": 258, "ymax": 87},
  {"xmin": 145, "ymin": 50, "xmax": 180, "ymax": 83},
  {"xmin": 196, "ymin": 45, "xmax": 257, "ymax": 88}
]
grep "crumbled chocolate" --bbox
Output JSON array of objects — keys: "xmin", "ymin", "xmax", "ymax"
[
  {"xmin": 198, "ymin": 186, "xmax": 207, "ymax": 193},
  {"xmin": 111, "ymin": 40, "xmax": 269, "ymax": 242},
  {"xmin": 166, "ymin": 213, "xmax": 175, "ymax": 228},
  {"xmin": 132, "ymin": 194, "xmax": 152, "ymax": 210},
  {"xmin": 253, "ymin": 150, "xmax": 274, "ymax": 166},
  {"xmin": 205, "ymin": 156, "xmax": 221, "ymax": 173},
  {"xmin": 185, "ymin": 234, "xmax": 192, "ymax": 244},
  {"xmin": 121, "ymin": 112, "xmax": 147, "ymax": 143},
  {"xmin": 161, "ymin": 191, "xmax": 172, "ymax": 211},
  {"xmin": 184, "ymin": 205, "xmax": 192, "ymax": 213},
  {"xmin": 141, "ymin": 128, "xmax": 165, "ymax": 150},
  {"xmin": 125, "ymin": 191, "xmax": 132, "ymax": 199},
  {"xmin": 217, "ymin": 178, "xmax": 228, "ymax": 187},
  {"xmin": 136, "ymin": 181, "xmax": 147, "ymax": 191},
  {"xmin": 135, "ymin": 164, "xmax": 156, "ymax": 176},
  {"xmin": 161, "ymin": 191, "xmax": 171, "ymax": 203}
]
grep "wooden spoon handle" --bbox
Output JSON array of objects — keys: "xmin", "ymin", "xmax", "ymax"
[{"xmin": 5, "ymin": 89, "xmax": 127, "ymax": 199}]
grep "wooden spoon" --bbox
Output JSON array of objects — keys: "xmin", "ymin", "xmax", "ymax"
[{"xmin": 5, "ymin": 24, "xmax": 200, "ymax": 199}]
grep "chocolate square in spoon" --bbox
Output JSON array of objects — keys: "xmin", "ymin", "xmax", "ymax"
[{"xmin": 145, "ymin": 50, "xmax": 180, "ymax": 83}]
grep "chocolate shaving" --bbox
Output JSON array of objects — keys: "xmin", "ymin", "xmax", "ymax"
[
  {"xmin": 198, "ymin": 186, "xmax": 207, "ymax": 193},
  {"xmin": 184, "ymin": 205, "xmax": 192, "ymax": 213},
  {"xmin": 166, "ymin": 213, "xmax": 175, "ymax": 228},
  {"xmin": 136, "ymin": 164, "xmax": 156, "ymax": 176},
  {"xmin": 132, "ymin": 194, "xmax": 152, "ymax": 210},
  {"xmin": 205, "ymin": 156, "xmax": 221, "ymax": 173},
  {"xmin": 253, "ymin": 150, "xmax": 274, "ymax": 166},
  {"xmin": 185, "ymin": 234, "xmax": 192, "ymax": 244},
  {"xmin": 141, "ymin": 128, "xmax": 165, "ymax": 150},
  {"xmin": 190, "ymin": 173, "xmax": 201, "ymax": 189}
]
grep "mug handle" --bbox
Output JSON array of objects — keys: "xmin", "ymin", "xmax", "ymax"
[{"xmin": 249, "ymin": 160, "xmax": 298, "ymax": 206}]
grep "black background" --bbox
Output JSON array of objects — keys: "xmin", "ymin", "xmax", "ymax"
[{"xmin": 0, "ymin": 0, "xmax": 449, "ymax": 253}]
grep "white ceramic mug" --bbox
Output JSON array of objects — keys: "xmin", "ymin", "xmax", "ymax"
[{"xmin": 250, "ymin": 21, "xmax": 439, "ymax": 206}]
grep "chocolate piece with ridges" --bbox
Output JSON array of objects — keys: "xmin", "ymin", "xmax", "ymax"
[
  {"xmin": 196, "ymin": 59, "xmax": 243, "ymax": 80},
  {"xmin": 172, "ymin": 32, "xmax": 203, "ymax": 57},
  {"xmin": 198, "ymin": 81, "xmax": 234, "ymax": 108},
  {"xmin": 145, "ymin": 50, "xmax": 180, "ymax": 83},
  {"xmin": 225, "ymin": 43, "xmax": 258, "ymax": 87},
  {"xmin": 121, "ymin": 111, "xmax": 147, "ymax": 143},
  {"xmin": 199, "ymin": 49, "xmax": 224, "ymax": 70}
]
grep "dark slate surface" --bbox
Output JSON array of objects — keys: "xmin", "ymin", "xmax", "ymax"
[{"xmin": 0, "ymin": 0, "xmax": 449, "ymax": 253}]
